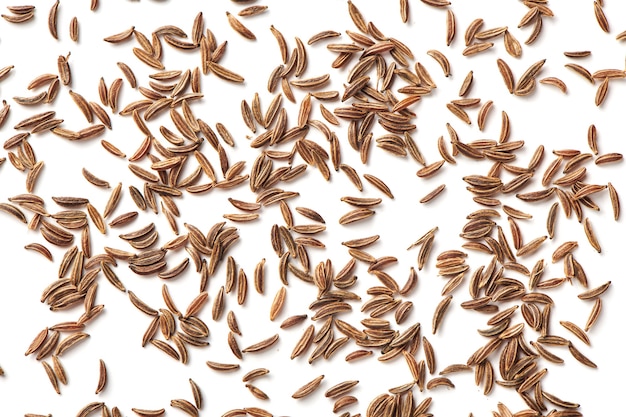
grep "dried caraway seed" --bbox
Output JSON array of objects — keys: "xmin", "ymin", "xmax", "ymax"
[
  {"xmin": 560, "ymin": 321, "xmax": 590, "ymax": 346},
  {"xmin": 497, "ymin": 59, "xmax": 515, "ymax": 93},
  {"xmin": 594, "ymin": 1, "xmax": 609, "ymax": 33},
  {"xmin": 42, "ymin": 361, "xmax": 60, "ymax": 394},
  {"xmin": 339, "ymin": 208, "xmax": 375, "ymax": 225},
  {"xmin": 69, "ymin": 17, "xmax": 79, "ymax": 42},
  {"xmin": 269, "ymin": 286, "xmax": 286, "ymax": 321},
  {"xmin": 206, "ymin": 361, "xmax": 240, "ymax": 372},
  {"xmin": 578, "ymin": 281, "xmax": 611, "ymax": 300},
  {"xmin": 243, "ymin": 368, "xmax": 270, "ymax": 383},
  {"xmin": 150, "ymin": 339, "xmax": 180, "ymax": 361},
  {"xmin": 432, "ymin": 295, "xmax": 452, "ymax": 334},
  {"xmin": 242, "ymin": 334, "xmax": 279, "ymax": 353},
  {"xmin": 82, "ymin": 168, "xmax": 110, "ymax": 188},
  {"xmin": 540, "ymin": 77, "xmax": 567, "ymax": 93},
  {"xmin": 292, "ymin": 374, "xmax": 324, "ymax": 399},
  {"xmin": 363, "ymin": 174, "xmax": 394, "ymax": 198},
  {"xmin": 48, "ymin": 0, "xmax": 59, "ymax": 39},
  {"xmin": 583, "ymin": 217, "xmax": 601, "ymax": 252},
  {"xmin": 226, "ymin": 12, "xmax": 256, "ymax": 40},
  {"xmin": 565, "ymin": 63, "xmax": 594, "ymax": 84},
  {"xmin": 568, "ymin": 341, "xmax": 597, "ymax": 368},
  {"xmin": 239, "ymin": 5, "xmax": 268, "ymax": 17},
  {"xmin": 170, "ymin": 399, "xmax": 199, "ymax": 417},
  {"xmin": 228, "ymin": 332, "xmax": 243, "ymax": 359},
  {"xmin": 51, "ymin": 355, "xmax": 67, "ymax": 385},
  {"xmin": 95, "ymin": 359, "xmax": 107, "ymax": 394},
  {"xmin": 131, "ymin": 408, "xmax": 166, "ymax": 417},
  {"xmin": 0, "ymin": 203, "xmax": 27, "ymax": 223},
  {"xmin": 420, "ymin": 184, "xmax": 446, "ymax": 204},
  {"xmin": 189, "ymin": 378, "xmax": 203, "ymax": 409},
  {"xmin": 24, "ymin": 243, "xmax": 53, "ymax": 261},
  {"xmin": 584, "ymin": 299, "xmax": 602, "ymax": 332},
  {"xmin": 239, "ymin": 384, "xmax": 268, "ymax": 402}
]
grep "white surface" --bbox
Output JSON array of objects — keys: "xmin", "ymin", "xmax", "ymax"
[{"xmin": 0, "ymin": 0, "xmax": 624, "ymax": 416}]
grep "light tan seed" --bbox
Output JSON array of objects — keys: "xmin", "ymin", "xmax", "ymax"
[
  {"xmin": 565, "ymin": 63, "xmax": 594, "ymax": 84},
  {"xmin": 445, "ymin": 8, "xmax": 456, "ymax": 45},
  {"xmin": 0, "ymin": 203, "xmax": 27, "ymax": 223},
  {"xmin": 582, "ymin": 217, "xmax": 601, "ymax": 253},
  {"xmin": 95, "ymin": 359, "xmax": 107, "ymax": 394},
  {"xmin": 291, "ymin": 324, "xmax": 314, "ymax": 359},
  {"xmin": 347, "ymin": 1, "xmax": 368, "ymax": 33},
  {"xmin": 517, "ymin": 236, "xmax": 547, "ymax": 257},
  {"xmin": 462, "ymin": 42, "xmax": 494, "ymax": 56},
  {"xmin": 594, "ymin": 1, "xmax": 609, "ymax": 32},
  {"xmin": 540, "ymin": 77, "xmax": 567, "ymax": 93},
  {"xmin": 427, "ymin": 50, "xmax": 450, "ymax": 76},
  {"xmin": 417, "ymin": 160, "xmax": 445, "ymax": 178},
  {"xmin": 432, "ymin": 295, "xmax": 452, "ymax": 334},
  {"xmin": 504, "ymin": 30, "xmax": 522, "ymax": 57},
  {"xmin": 497, "ymin": 59, "xmax": 515, "ymax": 93},
  {"xmin": 206, "ymin": 360, "xmax": 240, "ymax": 372},
  {"xmin": 48, "ymin": 0, "xmax": 59, "ymax": 38},
  {"xmin": 131, "ymin": 408, "xmax": 166, "ymax": 417},
  {"xmin": 69, "ymin": 16, "xmax": 79, "ymax": 42},
  {"xmin": 55, "ymin": 332, "xmax": 89, "ymax": 356},
  {"xmin": 595, "ymin": 77, "xmax": 609, "ymax": 106},
  {"xmin": 292, "ymin": 374, "xmax": 324, "ymax": 399},
  {"xmin": 346, "ymin": 349, "xmax": 372, "ymax": 362},
  {"xmin": 242, "ymin": 334, "xmax": 279, "ymax": 353},
  {"xmin": 226, "ymin": 12, "xmax": 256, "ymax": 40},
  {"xmin": 578, "ymin": 281, "xmax": 611, "ymax": 300},
  {"xmin": 170, "ymin": 399, "xmax": 198, "ymax": 417},
  {"xmin": 42, "ymin": 361, "xmax": 60, "ymax": 394},
  {"xmin": 568, "ymin": 342, "xmax": 597, "ymax": 368},
  {"xmin": 585, "ymin": 299, "xmax": 602, "ymax": 332},
  {"xmin": 242, "ymin": 368, "xmax": 270, "ymax": 383},
  {"xmin": 269, "ymin": 287, "xmax": 286, "ymax": 321},
  {"xmin": 339, "ymin": 208, "xmax": 375, "ymax": 225},
  {"xmin": 426, "ymin": 377, "xmax": 454, "ymax": 389},
  {"xmin": 208, "ymin": 62, "xmax": 245, "ymax": 83},
  {"xmin": 560, "ymin": 321, "xmax": 590, "ymax": 346},
  {"xmin": 280, "ymin": 314, "xmax": 307, "ymax": 329},
  {"xmin": 308, "ymin": 30, "xmax": 341, "ymax": 45}
]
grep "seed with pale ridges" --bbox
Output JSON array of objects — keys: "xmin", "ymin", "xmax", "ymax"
[
  {"xmin": 131, "ymin": 408, "xmax": 166, "ymax": 417},
  {"xmin": 42, "ymin": 361, "xmax": 60, "ymax": 394},
  {"xmin": 55, "ymin": 332, "xmax": 89, "ymax": 356},
  {"xmin": 432, "ymin": 295, "xmax": 452, "ymax": 334},
  {"xmin": 426, "ymin": 377, "xmax": 454, "ymax": 389},
  {"xmin": 206, "ymin": 360, "xmax": 239, "ymax": 371},
  {"xmin": 226, "ymin": 12, "xmax": 256, "ymax": 40},
  {"xmin": 292, "ymin": 374, "xmax": 324, "ymax": 398},
  {"xmin": 420, "ymin": 184, "xmax": 446, "ymax": 203},
  {"xmin": 171, "ymin": 399, "xmax": 199, "ymax": 417},
  {"xmin": 560, "ymin": 321, "xmax": 590, "ymax": 346},
  {"xmin": 242, "ymin": 334, "xmax": 279, "ymax": 353},
  {"xmin": 95, "ymin": 359, "xmax": 107, "ymax": 394}
]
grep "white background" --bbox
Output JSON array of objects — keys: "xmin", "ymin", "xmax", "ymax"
[{"xmin": 0, "ymin": 0, "xmax": 624, "ymax": 416}]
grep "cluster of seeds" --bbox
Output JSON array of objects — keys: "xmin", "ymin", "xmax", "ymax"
[{"xmin": 0, "ymin": 0, "xmax": 624, "ymax": 417}]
